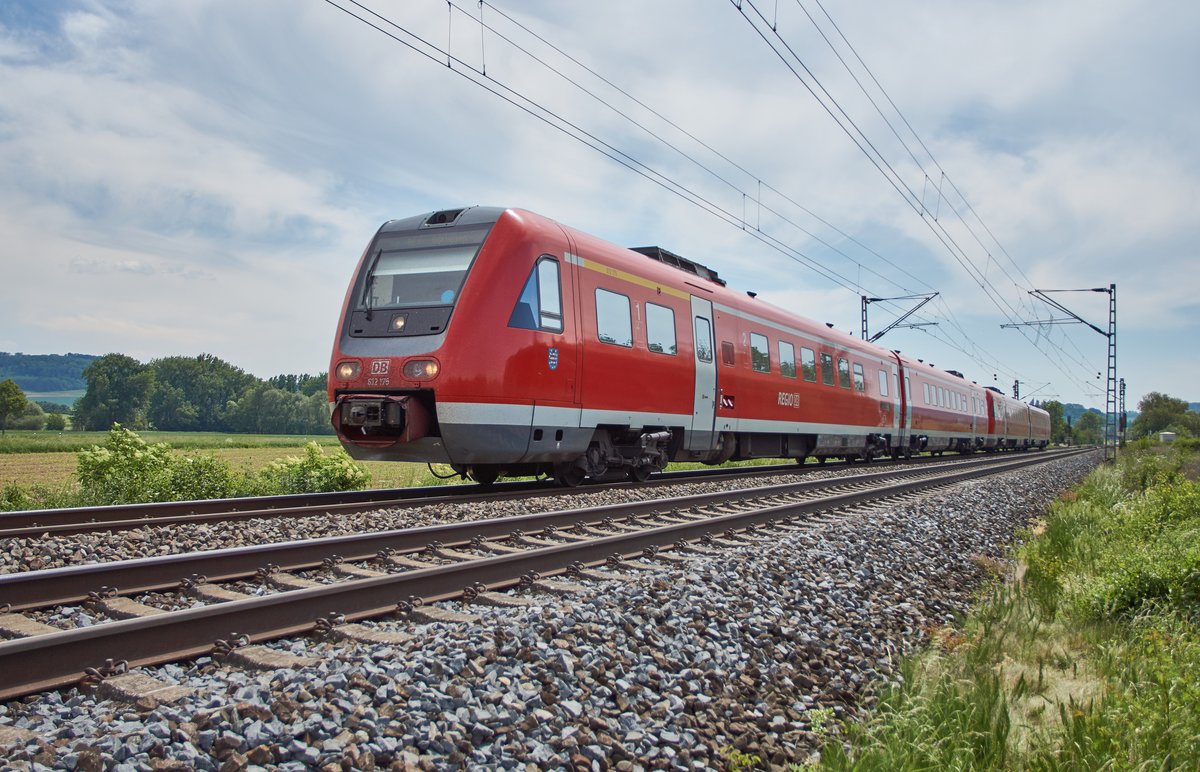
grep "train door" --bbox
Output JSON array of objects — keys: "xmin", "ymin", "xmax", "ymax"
[
  {"xmin": 689, "ymin": 296, "xmax": 718, "ymax": 451},
  {"xmin": 892, "ymin": 354, "xmax": 909, "ymax": 449}
]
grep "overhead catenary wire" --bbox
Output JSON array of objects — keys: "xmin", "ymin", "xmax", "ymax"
[
  {"xmin": 321, "ymin": 0, "xmax": 1042, "ymax": 387},
  {"xmin": 730, "ymin": 0, "xmax": 1100, "ymax": 396}
]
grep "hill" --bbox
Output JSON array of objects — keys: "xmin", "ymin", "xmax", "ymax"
[{"xmin": 0, "ymin": 352, "xmax": 98, "ymax": 393}]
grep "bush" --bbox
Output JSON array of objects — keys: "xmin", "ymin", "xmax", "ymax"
[
  {"xmin": 252, "ymin": 442, "xmax": 370, "ymax": 495},
  {"xmin": 44, "ymin": 413, "xmax": 67, "ymax": 431},
  {"xmin": 67, "ymin": 427, "xmax": 371, "ymax": 506},
  {"xmin": 76, "ymin": 426, "xmax": 178, "ymax": 505},
  {"xmin": 1, "ymin": 482, "xmax": 77, "ymax": 512}
]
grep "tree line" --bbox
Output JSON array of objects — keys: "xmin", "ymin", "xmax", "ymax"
[{"xmin": 1, "ymin": 353, "xmax": 333, "ymax": 435}]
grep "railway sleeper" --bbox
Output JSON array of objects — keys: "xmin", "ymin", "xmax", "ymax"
[
  {"xmin": 95, "ymin": 672, "xmax": 193, "ymax": 707},
  {"xmin": 187, "ymin": 584, "xmax": 253, "ymax": 603},
  {"xmin": 327, "ymin": 623, "xmax": 411, "ymax": 646},
  {"xmin": 531, "ymin": 578, "xmax": 587, "ymax": 595},
  {"xmin": 0, "ymin": 612, "xmax": 62, "ymax": 639},
  {"xmin": 221, "ymin": 645, "xmax": 323, "ymax": 671},
  {"xmin": 91, "ymin": 597, "xmax": 167, "ymax": 620}
]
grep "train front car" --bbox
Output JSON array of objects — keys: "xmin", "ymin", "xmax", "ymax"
[{"xmin": 328, "ymin": 207, "xmax": 581, "ymax": 484}]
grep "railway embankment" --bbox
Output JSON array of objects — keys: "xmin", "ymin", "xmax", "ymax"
[{"xmin": 0, "ymin": 450, "xmax": 1099, "ymax": 768}]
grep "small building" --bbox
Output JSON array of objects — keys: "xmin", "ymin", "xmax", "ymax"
[{"xmin": 1160, "ymin": 432, "xmax": 1177, "ymax": 444}]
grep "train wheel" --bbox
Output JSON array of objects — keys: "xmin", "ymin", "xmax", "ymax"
[
  {"xmin": 629, "ymin": 464, "xmax": 654, "ymax": 483},
  {"xmin": 469, "ymin": 467, "xmax": 499, "ymax": 487},
  {"xmin": 816, "ymin": 456, "xmax": 827, "ymax": 465},
  {"xmin": 553, "ymin": 463, "xmax": 586, "ymax": 488}
]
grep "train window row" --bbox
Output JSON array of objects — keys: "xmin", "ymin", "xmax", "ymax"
[
  {"xmin": 745, "ymin": 328, "xmax": 889, "ymax": 398},
  {"xmin": 594, "ymin": 287, "xmax": 680, "ymax": 356},
  {"xmin": 920, "ymin": 381, "xmax": 984, "ymax": 414}
]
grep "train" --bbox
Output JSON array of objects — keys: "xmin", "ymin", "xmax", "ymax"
[{"xmin": 328, "ymin": 206, "xmax": 1050, "ymax": 486}]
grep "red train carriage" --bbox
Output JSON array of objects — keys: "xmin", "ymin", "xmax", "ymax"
[{"xmin": 329, "ymin": 207, "xmax": 1047, "ymax": 485}]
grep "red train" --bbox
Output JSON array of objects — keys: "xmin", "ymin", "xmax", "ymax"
[{"xmin": 328, "ymin": 207, "xmax": 1049, "ymax": 485}]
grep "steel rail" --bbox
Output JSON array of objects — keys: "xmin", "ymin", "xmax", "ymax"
[
  {"xmin": 0, "ymin": 449, "xmax": 1087, "ymax": 701},
  {"xmin": 0, "ymin": 448, "xmax": 1016, "ymax": 538},
  {"xmin": 0, "ymin": 450, "xmax": 1088, "ymax": 611}
]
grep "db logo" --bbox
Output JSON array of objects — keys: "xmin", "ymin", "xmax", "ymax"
[{"xmin": 370, "ymin": 360, "xmax": 390, "ymax": 375}]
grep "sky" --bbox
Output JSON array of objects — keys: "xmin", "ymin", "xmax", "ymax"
[{"xmin": 1, "ymin": 0, "xmax": 1197, "ymax": 410}]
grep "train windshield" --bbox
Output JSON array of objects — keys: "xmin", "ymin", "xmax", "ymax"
[{"xmin": 361, "ymin": 225, "xmax": 489, "ymax": 310}]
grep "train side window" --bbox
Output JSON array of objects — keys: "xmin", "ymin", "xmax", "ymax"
[
  {"xmin": 750, "ymin": 333, "xmax": 770, "ymax": 373},
  {"xmin": 800, "ymin": 347, "xmax": 817, "ymax": 382},
  {"xmin": 536, "ymin": 259, "xmax": 562, "ymax": 331},
  {"xmin": 508, "ymin": 257, "xmax": 562, "ymax": 333},
  {"xmin": 721, "ymin": 341, "xmax": 736, "ymax": 366},
  {"xmin": 878, "ymin": 370, "xmax": 889, "ymax": 397},
  {"xmin": 779, "ymin": 341, "xmax": 796, "ymax": 378},
  {"xmin": 646, "ymin": 303, "xmax": 677, "ymax": 355},
  {"xmin": 923, "ymin": 382, "xmax": 930, "ymax": 405},
  {"xmin": 820, "ymin": 353, "xmax": 835, "ymax": 385},
  {"xmin": 595, "ymin": 288, "xmax": 632, "ymax": 347},
  {"xmin": 905, "ymin": 377, "xmax": 911, "ymax": 403},
  {"xmin": 852, "ymin": 363, "xmax": 866, "ymax": 392},
  {"xmin": 837, "ymin": 357, "xmax": 851, "ymax": 389},
  {"xmin": 693, "ymin": 316, "xmax": 713, "ymax": 362}
]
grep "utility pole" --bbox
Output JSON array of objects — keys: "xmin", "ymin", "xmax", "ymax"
[
  {"xmin": 1001, "ymin": 284, "xmax": 1117, "ymax": 461},
  {"xmin": 861, "ymin": 293, "xmax": 939, "ymax": 343}
]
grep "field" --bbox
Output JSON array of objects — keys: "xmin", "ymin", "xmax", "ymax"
[{"xmin": 0, "ymin": 431, "xmax": 458, "ymax": 492}]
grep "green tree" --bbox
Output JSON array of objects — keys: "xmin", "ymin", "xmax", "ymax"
[
  {"xmin": 1074, "ymin": 410, "xmax": 1103, "ymax": 445},
  {"xmin": 1129, "ymin": 392, "xmax": 1197, "ymax": 439},
  {"xmin": 75, "ymin": 354, "xmax": 156, "ymax": 430},
  {"xmin": 0, "ymin": 378, "xmax": 26, "ymax": 434},
  {"xmin": 1042, "ymin": 400, "xmax": 1069, "ymax": 444},
  {"xmin": 45, "ymin": 413, "xmax": 67, "ymax": 431},
  {"xmin": 149, "ymin": 354, "xmax": 256, "ymax": 431}
]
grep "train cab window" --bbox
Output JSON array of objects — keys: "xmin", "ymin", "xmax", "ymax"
[
  {"xmin": 721, "ymin": 341, "xmax": 736, "ymax": 366},
  {"xmin": 693, "ymin": 317, "xmax": 713, "ymax": 362},
  {"xmin": 508, "ymin": 257, "xmax": 562, "ymax": 332},
  {"xmin": 595, "ymin": 289, "xmax": 632, "ymax": 347},
  {"xmin": 820, "ymin": 353, "xmax": 835, "ymax": 385},
  {"xmin": 801, "ymin": 347, "xmax": 817, "ymax": 382},
  {"xmin": 646, "ymin": 303, "xmax": 677, "ymax": 355},
  {"xmin": 878, "ymin": 370, "xmax": 889, "ymax": 397},
  {"xmin": 837, "ymin": 357, "xmax": 851, "ymax": 389},
  {"xmin": 779, "ymin": 341, "xmax": 796, "ymax": 378},
  {"xmin": 750, "ymin": 333, "xmax": 770, "ymax": 373},
  {"xmin": 852, "ymin": 363, "xmax": 866, "ymax": 392}
]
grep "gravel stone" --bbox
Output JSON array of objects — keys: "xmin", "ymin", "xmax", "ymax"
[{"xmin": 0, "ymin": 452, "xmax": 1098, "ymax": 767}]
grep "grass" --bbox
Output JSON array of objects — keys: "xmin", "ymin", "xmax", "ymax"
[
  {"xmin": 0, "ymin": 430, "xmax": 343, "ymax": 454},
  {"xmin": 806, "ymin": 443, "xmax": 1200, "ymax": 770}
]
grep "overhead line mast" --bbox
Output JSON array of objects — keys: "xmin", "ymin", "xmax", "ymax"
[{"xmin": 1001, "ymin": 285, "xmax": 1117, "ymax": 460}]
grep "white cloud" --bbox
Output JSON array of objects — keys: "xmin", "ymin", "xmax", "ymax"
[{"xmin": 0, "ymin": 0, "xmax": 1196, "ymax": 405}]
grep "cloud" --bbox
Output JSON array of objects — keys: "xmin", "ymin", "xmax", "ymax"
[{"xmin": 0, "ymin": 0, "xmax": 1196, "ymax": 406}]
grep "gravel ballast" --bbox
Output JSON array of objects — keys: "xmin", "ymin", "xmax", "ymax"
[{"xmin": 1, "ymin": 451, "xmax": 1098, "ymax": 769}]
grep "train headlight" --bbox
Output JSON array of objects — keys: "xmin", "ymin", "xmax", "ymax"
[
  {"xmin": 335, "ymin": 361, "xmax": 361, "ymax": 380},
  {"xmin": 403, "ymin": 359, "xmax": 440, "ymax": 380},
  {"xmin": 389, "ymin": 313, "xmax": 408, "ymax": 333}
]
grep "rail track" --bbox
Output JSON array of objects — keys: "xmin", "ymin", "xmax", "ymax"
[
  {"xmin": 0, "ymin": 449, "xmax": 1043, "ymax": 539},
  {"xmin": 0, "ymin": 448, "xmax": 1088, "ymax": 702}
]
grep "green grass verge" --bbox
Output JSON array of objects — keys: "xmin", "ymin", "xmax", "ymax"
[
  {"xmin": 0, "ymin": 430, "xmax": 342, "ymax": 454},
  {"xmin": 810, "ymin": 444, "xmax": 1200, "ymax": 770}
]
